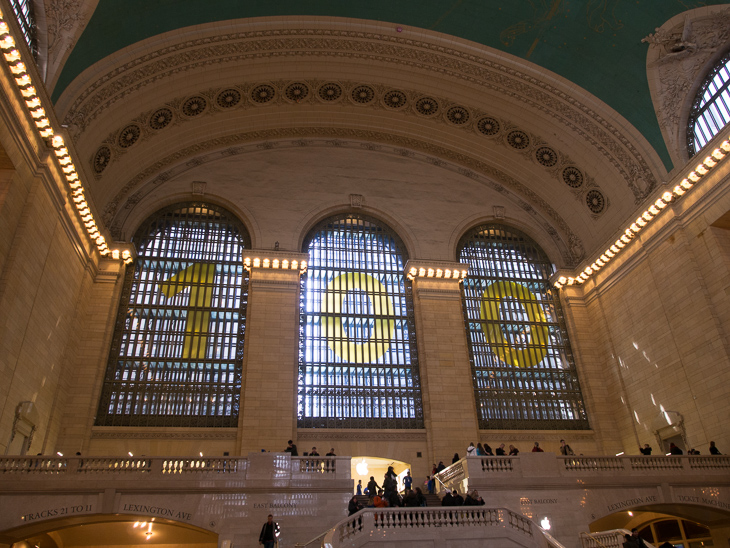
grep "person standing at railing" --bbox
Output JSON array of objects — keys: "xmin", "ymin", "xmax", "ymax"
[
  {"xmin": 669, "ymin": 443, "xmax": 683, "ymax": 455},
  {"xmin": 466, "ymin": 442, "xmax": 477, "ymax": 456},
  {"xmin": 452, "ymin": 452, "xmax": 460, "ymax": 464},
  {"xmin": 560, "ymin": 439, "xmax": 574, "ymax": 456},
  {"xmin": 284, "ymin": 440, "xmax": 298, "ymax": 456},
  {"xmin": 532, "ymin": 442, "xmax": 544, "ymax": 452},
  {"xmin": 639, "ymin": 443, "xmax": 652, "ymax": 455},
  {"xmin": 483, "ymin": 442, "xmax": 494, "ymax": 456},
  {"xmin": 710, "ymin": 441, "xmax": 722, "ymax": 455},
  {"xmin": 476, "ymin": 442, "xmax": 486, "ymax": 455},
  {"xmin": 496, "ymin": 444, "xmax": 506, "ymax": 455},
  {"xmin": 509, "ymin": 445, "xmax": 519, "ymax": 456}
]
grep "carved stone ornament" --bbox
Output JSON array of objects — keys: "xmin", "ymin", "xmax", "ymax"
[{"xmin": 643, "ymin": 6, "xmax": 730, "ymax": 165}]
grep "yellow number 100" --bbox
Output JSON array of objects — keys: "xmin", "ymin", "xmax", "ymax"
[{"xmin": 158, "ymin": 263, "xmax": 216, "ymax": 359}]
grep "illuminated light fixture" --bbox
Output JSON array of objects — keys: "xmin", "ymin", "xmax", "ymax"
[
  {"xmin": 25, "ymin": 96, "xmax": 40, "ymax": 108},
  {"xmin": 100, "ymin": 248, "xmax": 110, "ymax": 256},
  {"xmin": 253, "ymin": 257, "xmax": 261, "ymax": 267},
  {"xmin": 554, "ymin": 281, "xmax": 562, "ymax": 289},
  {"xmin": 9, "ymin": 61, "xmax": 25, "ymax": 74},
  {"xmin": 34, "ymin": 117, "xmax": 50, "ymax": 129},
  {"xmin": 648, "ymin": 205, "xmax": 660, "ymax": 215},
  {"xmin": 20, "ymin": 85, "xmax": 35, "ymax": 97},
  {"xmin": 615, "ymin": 239, "xmax": 625, "ymax": 249},
  {"xmin": 95, "ymin": 236, "xmax": 105, "ymax": 246},
  {"xmin": 0, "ymin": 21, "xmax": 9, "ymax": 34},
  {"xmin": 703, "ymin": 156, "xmax": 716, "ymax": 168},
  {"xmin": 291, "ymin": 260, "xmax": 298, "ymax": 269},
  {"xmin": 596, "ymin": 259, "xmax": 605, "ymax": 267},
  {"xmin": 62, "ymin": 164, "xmax": 75, "ymax": 174},
  {"xmin": 695, "ymin": 164, "xmax": 708, "ymax": 175},
  {"xmin": 687, "ymin": 171, "xmax": 701, "ymax": 182},
  {"xmin": 3, "ymin": 49, "xmax": 19, "ymax": 62},
  {"xmin": 620, "ymin": 234, "xmax": 631, "ymax": 244},
  {"xmin": 78, "ymin": 207, "xmax": 90, "ymax": 216},
  {"xmin": 673, "ymin": 185, "xmax": 685, "ymax": 196},
  {"xmin": 605, "ymin": 250, "xmax": 615, "ymax": 258},
  {"xmin": 427, "ymin": 268, "xmax": 434, "ymax": 277},
  {"xmin": 436, "ymin": 268, "xmax": 443, "ymax": 277},
  {"xmin": 635, "ymin": 218, "xmax": 647, "ymax": 229},
  {"xmin": 654, "ymin": 198, "xmax": 666, "ymax": 209},
  {"xmin": 15, "ymin": 74, "xmax": 31, "ymax": 86},
  {"xmin": 616, "ymin": 452, "xmax": 624, "ymax": 456},
  {"xmin": 39, "ymin": 127, "xmax": 53, "ymax": 138},
  {"xmin": 418, "ymin": 267, "xmax": 425, "ymax": 277},
  {"xmin": 721, "ymin": 140, "xmax": 730, "ymax": 152},
  {"xmin": 54, "ymin": 147, "xmax": 69, "ymax": 158},
  {"xmin": 81, "ymin": 214, "xmax": 93, "ymax": 223},
  {"xmin": 461, "ymin": 270, "xmax": 467, "ymax": 277},
  {"xmin": 713, "ymin": 148, "xmax": 726, "ymax": 160},
  {"xmin": 272, "ymin": 259, "xmax": 279, "ymax": 269},
  {"xmin": 444, "ymin": 269, "xmax": 452, "ymax": 278},
  {"xmin": 583, "ymin": 267, "xmax": 593, "ymax": 275},
  {"xmin": 409, "ymin": 267, "xmax": 417, "ymax": 276},
  {"xmin": 56, "ymin": 452, "xmax": 63, "ymax": 456},
  {"xmin": 72, "ymin": 194, "xmax": 85, "ymax": 203},
  {"xmin": 558, "ymin": 276, "xmax": 567, "ymax": 284},
  {"xmin": 300, "ymin": 260, "xmax": 307, "ymax": 270},
  {"xmin": 609, "ymin": 245, "xmax": 619, "ymax": 254},
  {"xmin": 642, "ymin": 211, "xmax": 653, "ymax": 222},
  {"xmin": 58, "ymin": 156, "xmax": 72, "ymax": 166},
  {"xmin": 243, "ymin": 257, "xmax": 251, "ymax": 267},
  {"xmin": 282, "ymin": 259, "xmax": 289, "ymax": 269},
  {"xmin": 51, "ymin": 135, "xmax": 64, "ymax": 148},
  {"xmin": 121, "ymin": 250, "xmax": 130, "ymax": 260},
  {"xmin": 630, "ymin": 223, "xmax": 640, "ymax": 233},
  {"xmin": 624, "ymin": 228, "xmax": 634, "ymax": 238},
  {"xmin": 567, "ymin": 277, "xmax": 576, "ymax": 285},
  {"xmin": 112, "ymin": 250, "xmax": 120, "ymax": 260},
  {"xmin": 1, "ymin": 35, "xmax": 16, "ymax": 49},
  {"xmin": 262, "ymin": 258, "xmax": 270, "ymax": 268},
  {"xmin": 591, "ymin": 262, "xmax": 599, "ymax": 271}
]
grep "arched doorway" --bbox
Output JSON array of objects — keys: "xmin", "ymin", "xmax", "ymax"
[
  {"xmin": 1, "ymin": 514, "xmax": 217, "ymax": 547},
  {"xmin": 350, "ymin": 456, "xmax": 412, "ymax": 494}
]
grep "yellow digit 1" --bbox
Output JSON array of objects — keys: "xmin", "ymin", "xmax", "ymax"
[{"xmin": 158, "ymin": 263, "xmax": 216, "ymax": 359}]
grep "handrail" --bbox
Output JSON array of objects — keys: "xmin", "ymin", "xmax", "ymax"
[{"xmin": 294, "ymin": 529, "xmax": 329, "ymax": 548}]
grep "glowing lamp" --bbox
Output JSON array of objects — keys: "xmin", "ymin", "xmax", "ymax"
[
  {"xmin": 112, "ymin": 250, "xmax": 120, "ymax": 260},
  {"xmin": 15, "ymin": 74, "xmax": 31, "ymax": 87},
  {"xmin": 662, "ymin": 191, "xmax": 673, "ymax": 202},
  {"xmin": 554, "ymin": 281, "xmax": 562, "ymax": 289},
  {"xmin": 610, "ymin": 245, "xmax": 619, "ymax": 254},
  {"xmin": 605, "ymin": 250, "xmax": 614, "ymax": 258},
  {"xmin": 25, "ymin": 97, "xmax": 40, "ymax": 108},
  {"xmin": 0, "ymin": 22, "xmax": 9, "ymax": 34},
  {"xmin": 300, "ymin": 260, "xmax": 307, "ymax": 270},
  {"xmin": 3, "ymin": 49, "xmax": 20, "ymax": 62},
  {"xmin": 648, "ymin": 205, "xmax": 659, "ymax": 215},
  {"xmin": 584, "ymin": 267, "xmax": 593, "ymax": 275},
  {"xmin": 596, "ymin": 259, "xmax": 605, "ymax": 267},
  {"xmin": 620, "ymin": 234, "xmax": 631, "ymax": 244},
  {"xmin": 567, "ymin": 277, "xmax": 575, "ymax": 285},
  {"xmin": 688, "ymin": 172, "xmax": 700, "ymax": 182},
  {"xmin": 409, "ymin": 267, "xmax": 417, "ymax": 276},
  {"xmin": 121, "ymin": 250, "xmax": 130, "ymax": 259},
  {"xmin": 680, "ymin": 179, "xmax": 692, "ymax": 190},
  {"xmin": 703, "ymin": 156, "xmax": 716, "ymax": 168},
  {"xmin": 39, "ymin": 128, "xmax": 53, "ymax": 138},
  {"xmin": 721, "ymin": 140, "xmax": 730, "ymax": 152},
  {"xmin": 673, "ymin": 185, "xmax": 685, "ymax": 196},
  {"xmin": 444, "ymin": 269, "xmax": 451, "ymax": 278},
  {"xmin": 654, "ymin": 199, "xmax": 666, "ymax": 209},
  {"xmin": 253, "ymin": 257, "xmax": 260, "ymax": 268},
  {"xmin": 1, "ymin": 35, "xmax": 16, "ymax": 49},
  {"xmin": 34, "ymin": 117, "xmax": 50, "ymax": 129},
  {"xmin": 427, "ymin": 268, "xmax": 434, "ymax": 277},
  {"xmin": 436, "ymin": 268, "xmax": 443, "ymax": 277},
  {"xmin": 558, "ymin": 276, "xmax": 567, "ymax": 284},
  {"xmin": 262, "ymin": 258, "xmax": 270, "ymax": 268},
  {"xmin": 418, "ymin": 268, "xmax": 425, "ymax": 277},
  {"xmin": 20, "ymin": 86, "xmax": 36, "ymax": 98},
  {"xmin": 272, "ymin": 259, "xmax": 279, "ymax": 269},
  {"xmin": 625, "ymin": 228, "xmax": 633, "ymax": 237},
  {"xmin": 282, "ymin": 259, "xmax": 289, "ymax": 269},
  {"xmin": 630, "ymin": 223, "xmax": 640, "ymax": 233},
  {"xmin": 291, "ymin": 260, "xmax": 298, "ymax": 269},
  {"xmin": 461, "ymin": 270, "xmax": 467, "ymax": 278},
  {"xmin": 695, "ymin": 164, "xmax": 708, "ymax": 175},
  {"xmin": 713, "ymin": 148, "xmax": 726, "ymax": 160},
  {"xmin": 9, "ymin": 62, "xmax": 25, "ymax": 74}
]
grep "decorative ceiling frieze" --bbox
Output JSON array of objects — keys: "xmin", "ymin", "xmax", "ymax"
[
  {"xmin": 93, "ymin": 79, "xmax": 608, "ymax": 219},
  {"xmin": 57, "ymin": 27, "xmax": 660, "ymax": 201}
]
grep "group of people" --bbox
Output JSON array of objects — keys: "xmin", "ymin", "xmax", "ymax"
[
  {"xmin": 350, "ymin": 467, "xmax": 428, "ymax": 513},
  {"xmin": 456, "ymin": 439, "xmax": 575, "ymax": 459},
  {"xmin": 641, "ymin": 441, "xmax": 722, "ymax": 456},
  {"xmin": 283, "ymin": 440, "xmax": 338, "ymax": 457},
  {"xmin": 441, "ymin": 488, "xmax": 485, "ymax": 506}
]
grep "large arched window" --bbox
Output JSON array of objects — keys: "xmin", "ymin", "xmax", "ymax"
[
  {"xmin": 459, "ymin": 224, "xmax": 589, "ymax": 430},
  {"xmin": 688, "ymin": 49, "xmax": 730, "ymax": 156},
  {"xmin": 96, "ymin": 203, "xmax": 250, "ymax": 427},
  {"xmin": 299, "ymin": 213, "xmax": 423, "ymax": 429}
]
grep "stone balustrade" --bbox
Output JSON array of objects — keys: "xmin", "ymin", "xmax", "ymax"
[
  {"xmin": 323, "ymin": 507, "xmax": 549, "ymax": 548},
  {"xmin": 435, "ymin": 454, "xmax": 730, "ymax": 492}
]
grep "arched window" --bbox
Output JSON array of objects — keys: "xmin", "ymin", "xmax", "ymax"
[
  {"xmin": 688, "ymin": 49, "xmax": 730, "ymax": 156},
  {"xmin": 9, "ymin": 0, "xmax": 37, "ymax": 59},
  {"xmin": 299, "ymin": 213, "xmax": 423, "ymax": 429},
  {"xmin": 96, "ymin": 203, "xmax": 250, "ymax": 427},
  {"xmin": 458, "ymin": 224, "xmax": 589, "ymax": 430}
]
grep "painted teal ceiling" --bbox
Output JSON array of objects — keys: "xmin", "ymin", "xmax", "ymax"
[{"xmin": 51, "ymin": 0, "xmax": 729, "ymax": 170}]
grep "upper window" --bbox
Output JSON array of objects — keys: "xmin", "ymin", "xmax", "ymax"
[
  {"xmin": 9, "ymin": 0, "xmax": 37, "ymax": 59},
  {"xmin": 459, "ymin": 224, "xmax": 589, "ymax": 430},
  {"xmin": 96, "ymin": 203, "xmax": 250, "ymax": 427},
  {"xmin": 299, "ymin": 213, "xmax": 423, "ymax": 429},
  {"xmin": 688, "ymin": 49, "xmax": 730, "ymax": 156}
]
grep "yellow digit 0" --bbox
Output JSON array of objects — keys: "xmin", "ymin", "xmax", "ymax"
[
  {"xmin": 479, "ymin": 281, "xmax": 550, "ymax": 368},
  {"xmin": 158, "ymin": 263, "xmax": 216, "ymax": 359},
  {"xmin": 321, "ymin": 273, "xmax": 396, "ymax": 363}
]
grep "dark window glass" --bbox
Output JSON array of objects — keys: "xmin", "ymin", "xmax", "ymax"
[
  {"xmin": 299, "ymin": 213, "xmax": 423, "ymax": 429},
  {"xmin": 688, "ymin": 49, "xmax": 730, "ymax": 156},
  {"xmin": 459, "ymin": 224, "xmax": 589, "ymax": 430},
  {"xmin": 96, "ymin": 203, "xmax": 249, "ymax": 427},
  {"xmin": 655, "ymin": 520, "xmax": 683, "ymax": 542},
  {"xmin": 682, "ymin": 521, "xmax": 711, "ymax": 539}
]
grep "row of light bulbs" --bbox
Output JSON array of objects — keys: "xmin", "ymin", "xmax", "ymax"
[
  {"xmin": 407, "ymin": 266, "xmax": 468, "ymax": 280},
  {"xmin": 554, "ymin": 137, "xmax": 730, "ymax": 289},
  {"xmin": 0, "ymin": 11, "xmax": 132, "ymax": 264},
  {"xmin": 243, "ymin": 256, "xmax": 308, "ymax": 273}
]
